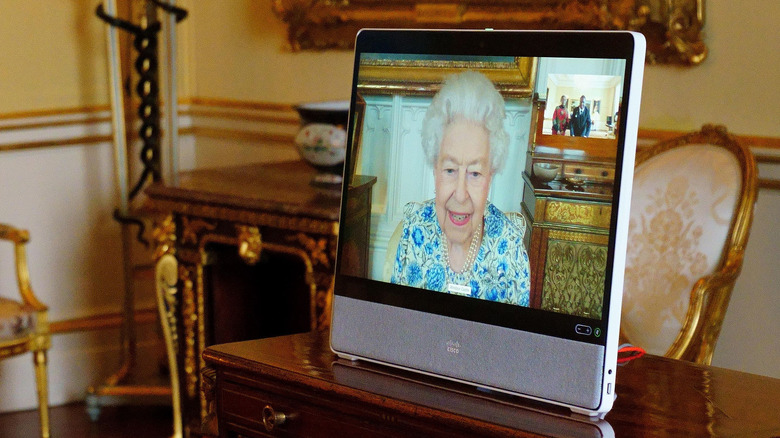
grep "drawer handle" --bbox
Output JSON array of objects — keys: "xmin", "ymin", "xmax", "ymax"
[{"xmin": 262, "ymin": 405, "xmax": 287, "ymax": 432}]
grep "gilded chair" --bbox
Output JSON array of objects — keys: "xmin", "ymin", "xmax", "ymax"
[
  {"xmin": 621, "ymin": 125, "xmax": 758, "ymax": 365},
  {"xmin": 0, "ymin": 224, "xmax": 51, "ymax": 437}
]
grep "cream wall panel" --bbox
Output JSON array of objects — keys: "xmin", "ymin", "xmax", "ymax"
[
  {"xmin": 640, "ymin": 1, "xmax": 780, "ymax": 137},
  {"xmin": 0, "ymin": 144, "xmax": 124, "ymax": 319},
  {"xmin": 193, "ymin": 136, "xmax": 298, "ymax": 169},
  {"xmin": 0, "ymin": 0, "xmax": 110, "ymax": 113},
  {"xmin": 183, "ymin": 0, "xmax": 353, "ymax": 105},
  {"xmin": 713, "ymin": 158, "xmax": 780, "ymax": 379},
  {"xmin": 0, "ymin": 325, "xmax": 162, "ymax": 412},
  {"xmin": 0, "ymin": 115, "xmax": 165, "ymax": 413}
]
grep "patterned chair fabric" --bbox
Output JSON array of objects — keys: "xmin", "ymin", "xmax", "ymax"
[
  {"xmin": 0, "ymin": 296, "xmax": 36, "ymax": 341},
  {"xmin": 623, "ymin": 144, "xmax": 739, "ymax": 354},
  {"xmin": 621, "ymin": 125, "xmax": 758, "ymax": 364}
]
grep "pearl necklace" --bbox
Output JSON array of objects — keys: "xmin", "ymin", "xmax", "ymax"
[{"xmin": 441, "ymin": 219, "xmax": 483, "ymax": 293}]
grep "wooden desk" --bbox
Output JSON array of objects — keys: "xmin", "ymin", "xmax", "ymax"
[
  {"xmin": 145, "ymin": 161, "xmax": 375, "ymax": 437},
  {"xmin": 203, "ymin": 332, "xmax": 780, "ymax": 438}
]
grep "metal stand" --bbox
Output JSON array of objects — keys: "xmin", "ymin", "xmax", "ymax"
[{"xmin": 88, "ymin": 2, "xmax": 187, "ymax": 436}]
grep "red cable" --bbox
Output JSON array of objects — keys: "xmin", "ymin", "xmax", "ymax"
[{"xmin": 617, "ymin": 345, "xmax": 646, "ymax": 364}]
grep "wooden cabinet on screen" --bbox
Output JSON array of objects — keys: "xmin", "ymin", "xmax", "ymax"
[{"xmin": 523, "ymin": 98, "xmax": 617, "ymax": 318}]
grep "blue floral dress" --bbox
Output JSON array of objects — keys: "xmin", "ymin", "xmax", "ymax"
[{"xmin": 391, "ymin": 200, "xmax": 530, "ymax": 306}]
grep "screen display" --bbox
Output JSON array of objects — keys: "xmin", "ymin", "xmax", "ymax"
[{"xmin": 336, "ymin": 31, "xmax": 638, "ymax": 346}]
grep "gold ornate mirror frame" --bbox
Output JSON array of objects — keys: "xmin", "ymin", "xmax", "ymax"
[
  {"xmin": 271, "ymin": 0, "xmax": 706, "ymax": 65},
  {"xmin": 357, "ymin": 57, "xmax": 536, "ymax": 98}
]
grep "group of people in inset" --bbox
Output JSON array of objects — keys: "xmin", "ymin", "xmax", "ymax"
[{"xmin": 551, "ymin": 94, "xmax": 592, "ymax": 137}]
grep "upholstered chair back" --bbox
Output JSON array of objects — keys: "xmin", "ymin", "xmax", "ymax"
[{"xmin": 621, "ymin": 125, "xmax": 758, "ymax": 364}]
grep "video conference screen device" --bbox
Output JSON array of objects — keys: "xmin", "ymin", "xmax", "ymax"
[{"xmin": 331, "ymin": 29, "xmax": 645, "ymax": 418}]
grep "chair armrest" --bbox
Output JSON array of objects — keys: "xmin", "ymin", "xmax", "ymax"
[
  {"xmin": 0, "ymin": 223, "xmax": 48, "ymax": 312},
  {"xmin": 0, "ymin": 223, "xmax": 29, "ymax": 244},
  {"xmin": 667, "ymin": 259, "xmax": 741, "ymax": 363}
]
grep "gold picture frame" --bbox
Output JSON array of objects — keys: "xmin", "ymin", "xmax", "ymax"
[
  {"xmin": 357, "ymin": 56, "xmax": 536, "ymax": 98},
  {"xmin": 271, "ymin": 0, "xmax": 706, "ymax": 65}
]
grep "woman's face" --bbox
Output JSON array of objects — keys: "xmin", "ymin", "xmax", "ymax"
[{"xmin": 434, "ymin": 118, "xmax": 493, "ymax": 248}]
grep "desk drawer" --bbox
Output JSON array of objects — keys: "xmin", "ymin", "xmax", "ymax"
[{"xmin": 219, "ymin": 381, "xmax": 392, "ymax": 438}]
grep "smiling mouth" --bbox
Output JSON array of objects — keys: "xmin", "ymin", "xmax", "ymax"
[{"xmin": 449, "ymin": 212, "xmax": 471, "ymax": 226}]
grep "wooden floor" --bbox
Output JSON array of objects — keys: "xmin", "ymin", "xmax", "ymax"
[{"xmin": 0, "ymin": 402, "xmax": 173, "ymax": 438}]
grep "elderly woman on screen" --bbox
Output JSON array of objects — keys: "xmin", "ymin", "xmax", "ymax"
[{"xmin": 390, "ymin": 71, "xmax": 530, "ymax": 307}]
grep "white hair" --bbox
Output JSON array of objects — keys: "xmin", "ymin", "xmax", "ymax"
[{"xmin": 421, "ymin": 70, "xmax": 509, "ymax": 173}]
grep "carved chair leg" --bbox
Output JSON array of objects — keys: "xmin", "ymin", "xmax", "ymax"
[
  {"xmin": 156, "ymin": 253, "xmax": 184, "ymax": 438},
  {"xmin": 33, "ymin": 349, "xmax": 51, "ymax": 438}
]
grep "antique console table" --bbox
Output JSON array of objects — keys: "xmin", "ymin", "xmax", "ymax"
[
  {"xmin": 202, "ymin": 331, "xmax": 780, "ymax": 438},
  {"xmin": 145, "ymin": 160, "xmax": 375, "ymax": 437}
]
